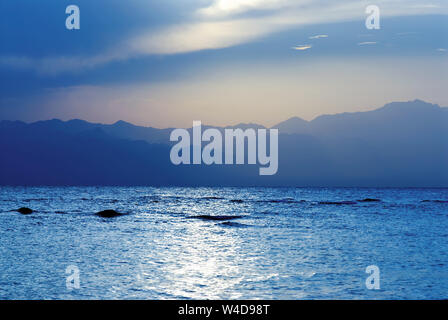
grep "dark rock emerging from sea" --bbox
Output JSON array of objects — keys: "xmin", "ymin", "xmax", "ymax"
[
  {"xmin": 96, "ymin": 210, "xmax": 124, "ymax": 218},
  {"xmin": 16, "ymin": 207, "xmax": 33, "ymax": 215},
  {"xmin": 358, "ymin": 198, "xmax": 381, "ymax": 202}
]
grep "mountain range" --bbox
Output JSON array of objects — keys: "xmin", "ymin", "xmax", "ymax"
[{"xmin": 0, "ymin": 99, "xmax": 447, "ymax": 186}]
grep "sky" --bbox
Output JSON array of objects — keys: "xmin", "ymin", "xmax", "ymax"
[{"xmin": 0, "ymin": 0, "xmax": 447, "ymax": 128}]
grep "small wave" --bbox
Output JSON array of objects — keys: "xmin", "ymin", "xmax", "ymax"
[
  {"xmin": 135, "ymin": 195, "xmax": 161, "ymax": 203},
  {"xmin": 259, "ymin": 198, "xmax": 305, "ymax": 204},
  {"xmin": 159, "ymin": 195, "xmax": 184, "ymax": 201},
  {"xmin": 218, "ymin": 221, "xmax": 250, "ymax": 228},
  {"xmin": 259, "ymin": 211, "xmax": 279, "ymax": 216},
  {"xmin": 318, "ymin": 201, "xmax": 357, "ymax": 205},
  {"xmin": 422, "ymin": 200, "xmax": 448, "ymax": 203},
  {"xmin": 201, "ymin": 196, "xmax": 225, "ymax": 200},
  {"xmin": 269, "ymin": 199, "xmax": 297, "ymax": 203},
  {"xmin": 188, "ymin": 215, "xmax": 243, "ymax": 221},
  {"xmin": 230, "ymin": 199, "xmax": 244, "ymax": 203},
  {"xmin": 23, "ymin": 198, "xmax": 48, "ymax": 202}
]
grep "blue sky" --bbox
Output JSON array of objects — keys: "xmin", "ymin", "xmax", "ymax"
[{"xmin": 0, "ymin": 0, "xmax": 447, "ymax": 127}]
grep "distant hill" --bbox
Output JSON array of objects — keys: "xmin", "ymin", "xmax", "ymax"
[
  {"xmin": 273, "ymin": 100, "xmax": 448, "ymax": 138},
  {"xmin": 6, "ymin": 118, "xmax": 175, "ymax": 145},
  {"xmin": 0, "ymin": 100, "xmax": 447, "ymax": 187},
  {"xmin": 273, "ymin": 116, "xmax": 309, "ymax": 134}
]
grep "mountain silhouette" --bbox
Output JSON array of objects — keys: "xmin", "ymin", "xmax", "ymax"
[
  {"xmin": 0, "ymin": 100, "xmax": 447, "ymax": 186},
  {"xmin": 273, "ymin": 116, "xmax": 309, "ymax": 134},
  {"xmin": 273, "ymin": 100, "xmax": 448, "ymax": 138}
]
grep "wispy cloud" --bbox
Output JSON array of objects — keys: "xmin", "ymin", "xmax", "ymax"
[
  {"xmin": 129, "ymin": 19, "xmax": 278, "ymax": 55},
  {"xmin": 292, "ymin": 45, "xmax": 312, "ymax": 51},
  {"xmin": 309, "ymin": 34, "xmax": 328, "ymax": 39},
  {"xmin": 437, "ymin": 48, "xmax": 447, "ymax": 52},
  {"xmin": 358, "ymin": 41, "xmax": 377, "ymax": 45},
  {"xmin": 1, "ymin": 0, "xmax": 447, "ymax": 74},
  {"xmin": 410, "ymin": 4, "xmax": 440, "ymax": 8},
  {"xmin": 395, "ymin": 32, "xmax": 419, "ymax": 36},
  {"xmin": 0, "ymin": 52, "xmax": 129, "ymax": 76},
  {"xmin": 198, "ymin": 0, "xmax": 294, "ymax": 17}
]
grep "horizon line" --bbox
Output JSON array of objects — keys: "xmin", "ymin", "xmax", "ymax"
[{"xmin": 0, "ymin": 99, "xmax": 444, "ymax": 130}]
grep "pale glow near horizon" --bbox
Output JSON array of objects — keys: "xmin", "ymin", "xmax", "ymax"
[{"xmin": 4, "ymin": 56, "xmax": 446, "ymax": 128}]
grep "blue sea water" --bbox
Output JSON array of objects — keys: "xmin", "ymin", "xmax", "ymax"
[{"xmin": 0, "ymin": 187, "xmax": 447, "ymax": 300}]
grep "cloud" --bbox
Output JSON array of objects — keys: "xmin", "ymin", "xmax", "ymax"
[
  {"xmin": 358, "ymin": 41, "xmax": 377, "ymax": 45},
  {"xmin": 129, "ymin": 18, "xmax": 278, "ymax": 55},
  {"xmin": 309, "ymin": 34, "xmax": 328, "ymax": 39},
  {"xmin": 292, "ymin": 45, "xmax": 312, "ymax": 51},
  {"xmin": 197, "ymin": 0, "xmax": 295, "ymax": 17},
  {"xmin": 1, "ymin": 0, "xmax": 447, "ymax": 74},
  {"xmin": 395, "ymin": 32, "xmax": 419, "ymax": 36},
  {"xmin": 410, "ymin": 4, "xmax": 440, "ymax": 8},
  {"xmin": 118, "ymin": 0, "xmax": 448, "ymax": 58},
  {"xmin": 437, "ymin": 48, "xmax": 447, "ymax": 52},
  {"xmin": 0, "ymin": 52, "xmax": 128, "ymax": 75}
]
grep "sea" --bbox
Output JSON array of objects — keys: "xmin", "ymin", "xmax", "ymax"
[{"xmin": 0, "ymin": 187, "xmax": 447, "ymax": 300}]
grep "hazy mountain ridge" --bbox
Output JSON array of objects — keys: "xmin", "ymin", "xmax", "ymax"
[
  {"xmin": 0, "ymin": 100, "xmax": 447, "ymax": 186},
  {"xmin": 273, "ymin": 100, "xmax": 448, "ymax": 137}
]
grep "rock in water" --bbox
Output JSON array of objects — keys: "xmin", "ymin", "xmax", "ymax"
[
  {"xmin": 96, "ymin": 210, "xmax": 123, "ymax": 218},
  {"xmin": 358, "ymin": 198, "xmax": 381, "ymax": 202},
  {"xmin": 17, "ymin": 207, "xmax": 33, "ymax": 215}
]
